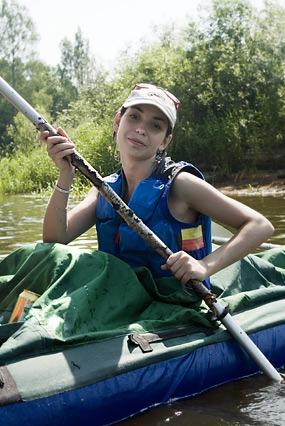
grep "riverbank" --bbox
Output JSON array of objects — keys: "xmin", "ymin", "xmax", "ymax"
[{"xmin": 212, "ymin": 171, "xmax": 285, "ymax": 196}]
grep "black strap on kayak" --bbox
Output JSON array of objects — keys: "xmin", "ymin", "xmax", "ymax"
[
  {"xmin": 128, "ymin": 325, "xmax": 214, "ymax": 353},
  {"xmin": 216, "ymin": 304, "xmax": 229, "ymax": 321},
  {"xmin": 0, "ymin": 323, "xmax": 24, "ymax": 406},
  {"xmin": 0, "ymin": 364, "xmax": 22, "ymax": 406}
]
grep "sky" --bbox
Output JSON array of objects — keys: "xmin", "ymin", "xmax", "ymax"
[{"xmin": 19, "ymin": 0, "xmax": 283, "ymax": 70}]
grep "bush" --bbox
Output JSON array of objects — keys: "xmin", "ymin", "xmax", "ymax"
[{"xmin": 0, "ymin": 147, "xmax": 58, "ymax": 194}]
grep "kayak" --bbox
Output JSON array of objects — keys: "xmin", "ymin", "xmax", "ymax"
[
  {"xmin": 0, "ymin": 75, "xmax": 284, "ymax": 424},
  {"xmin": 1, "ymin": 323, "xmax": 284, "ymax": 426},
  {"xmin": 0, "ymin": 243, "xmax": 284, "ymax": 426}
]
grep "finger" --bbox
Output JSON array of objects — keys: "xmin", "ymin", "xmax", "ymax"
[
  {"xmin": 45, "ymin": 136, "xmax": 69, "ymax": 152},
  {"xmin": 166, "ymin": 252, "xmax": 181, "ymax": 267},
  {"xmin": 180, "ymin": 274, "xmax": 190, "ymax": 285},
  {"xmin": 170, "ymin": 264, "xmax": 189, "ymax": 284},
  {"xmin": 50, "ymin": 140, "xmax": 74, "ymax": 151},
  {"xmin": 39, "ymin": 130, "xmax": 50, "ymax": 142},
  {"xmin": 51, "ymin": 148, "xmax": 75, "ymax": 161},
  {"xmin": 161, "ymin": 263, "xmax": 170, "ymax": 271},
  {"xmin": 57, "ymin": 126, "xmax": 71, "ymax": 141},
  {"xmin": 49, "ymin": 142, "xmax": 75, "ymax": 158}
]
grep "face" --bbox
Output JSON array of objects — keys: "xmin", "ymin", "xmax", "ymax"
[{"xmin": 113, "ymin": 104, "xmax": 172, "ymax": 163}]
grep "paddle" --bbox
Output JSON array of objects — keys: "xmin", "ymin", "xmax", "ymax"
[{"xmin": 0, "ymin": 76, "xmax": 283, "ymax": 382}]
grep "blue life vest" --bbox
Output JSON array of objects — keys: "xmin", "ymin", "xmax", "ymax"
[{"xmin": 96, "ymin": 158, "xmax": 212, "ymax": 288}]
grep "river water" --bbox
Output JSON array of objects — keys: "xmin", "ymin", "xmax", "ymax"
[{"xmin": 0, "ymin": 193, "xmax": 284, "ymax": 425}]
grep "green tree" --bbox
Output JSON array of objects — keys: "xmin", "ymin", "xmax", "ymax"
[
  {"xmin": 1, "ymin": 0, "xmax": 284, "ymax": 194},
  {"xmin": 6, "ymin": 104, "xmax": 51, "ymax": 154},
  {"xmin": 0, "ymin": 0, "xmax": 41, "ymax": 152},
  {"xmin": 0, "ymin": 0, "xmax": 39, "ymax": 87},
  {"xmin": 58, "ymin": 27, "xmax": 94, "ymax": 90},
  {"xmin": 0, "ymin": 59, "xmax": 62, "ymax": 153},
  {"xmin": 74, "ymin": 28, "xmax": 92, "ymax": 87},
  {"xmin": 172, "ymin": 0, "xmax": 285, "ymax": 175},
  {"xmin": 58, "ymin": 38, "xmax": 74, "ymax": 83}
]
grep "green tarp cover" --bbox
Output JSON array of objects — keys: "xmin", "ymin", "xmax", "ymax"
[{"xmin": 0, "ymin": 243, "xmax": 284, "ymax": 361}]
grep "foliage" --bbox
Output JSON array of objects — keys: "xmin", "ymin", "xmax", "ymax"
[
  {"xmin": 0, "ymin": 0, "xmax": 39, "ymax": 86},
  {"xmin": 0, "ymin": 146, "xmax": 58, "ymax": 194},
  {"xmin": 0, "ymin": 0, "xmax": 40, "ymax": 149},
  {"xmin": 6, "ymin": 106, "xmax": 51, "ymax": 153},
  {"xmin": 58, "ymin": 27, "xmax": 96, "ymax": 91},
  {"xmin": 171, "ymin": 0, "xmax": 285, "ymax": 174},
  {"xmin": 0, "ymin": 0, "xmax": 284, "ymax": 194},
  {"xmin": 73, "ymin": 119, "xmax": 120, "ymax": 177},
  {"xmin": 0, "ymin": 7, "xmax": 96, "ymax": 152}
]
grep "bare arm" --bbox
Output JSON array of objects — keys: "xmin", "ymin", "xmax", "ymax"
[
  {"xmin": 163, "ymin": 172, "xmax": 274, "ymax": 284},
  {"xmin": 43, "ymin": 186, "xmax": 99, "ymax": 244},
  {"xmin": 40, "ymin": 127, "xmax": 98, "ymax": 244}
]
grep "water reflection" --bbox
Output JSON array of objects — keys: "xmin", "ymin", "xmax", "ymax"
[
  {"xmin": 233, "ymin": 195, "xmax": 285, "ymax": 246},
  {"xmin": 0, "ymin": 194, "xmax": 98, "ymax": 260},
  {"xmin": 1, "ymin": 193, "xmax": 284, "ymax": 261},
  {"xmin": 119, "ymin": 371, "xmax": 285, "ymax": 426},
  {"xmin": 0, "ymin": 193, "xmax": 284, "ymax": 425}
]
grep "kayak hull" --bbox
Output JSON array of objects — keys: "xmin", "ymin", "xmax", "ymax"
[{"xmin": 1, "ymin": 323, "xmax": 285, "ymax": 426}]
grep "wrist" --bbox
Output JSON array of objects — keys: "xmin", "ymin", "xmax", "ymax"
[
  {"xmin": 56, "ymin": 170, "xmax": 75, "ymax": 191},
  {"xmin": 55, "ymin": 182, "xmax": 73, "ymax": 194}
]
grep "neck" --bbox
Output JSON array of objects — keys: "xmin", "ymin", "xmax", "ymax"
[{"xmin": 121, "ymin": 159, "xmax": 156, "ymax": 202}]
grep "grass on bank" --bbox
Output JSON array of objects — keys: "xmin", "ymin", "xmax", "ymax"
[{"xmin": 0, "ymin": 120, "xmax": 119, "ymax": 195}]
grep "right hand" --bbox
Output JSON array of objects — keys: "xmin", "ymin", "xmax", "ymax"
[
  {"xmin": 40, "ymin": 126, "xmax": 76, "ymax": 177},
  {"xmin": 161, "ymin": 250, "xmax": 208, "ymax": 285}
]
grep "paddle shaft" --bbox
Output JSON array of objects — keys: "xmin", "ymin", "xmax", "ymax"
[
  {"xmin": 0, "ymin": 76, "xmax": 282, "ymax": 382},
  {"xmin": 0, "ymin": 78, "xmax": 170, "ymax": 258},
  {"xmin": 212, "ymin": 236, "xmax": 280, "ymax": 251}
]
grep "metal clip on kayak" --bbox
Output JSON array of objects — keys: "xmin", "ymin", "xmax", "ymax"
[{"xmin": 0, "ymin": 76, "xmax": 283, "ymax": 383}]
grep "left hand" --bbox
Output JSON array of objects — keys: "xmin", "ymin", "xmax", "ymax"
[{"xmin": 161, "ymin": 251, "xmax": 208, "ymax": 284}]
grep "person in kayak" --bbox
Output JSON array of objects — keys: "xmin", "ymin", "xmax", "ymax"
[{"xmin": 39, "ymin": 83, "xmax": 274, "ymax": 288}]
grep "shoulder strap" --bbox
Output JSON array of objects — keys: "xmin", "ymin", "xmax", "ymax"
[{"xmin": 156, "ymin": 157, "xmax": 205, "ymax": 181}]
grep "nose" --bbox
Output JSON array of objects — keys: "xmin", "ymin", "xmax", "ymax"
[{"xmin": 135, "ymin": 126, "xmax": 146, "ymax": 136}]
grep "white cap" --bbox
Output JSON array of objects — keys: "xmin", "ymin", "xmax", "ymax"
[{"xmin": 123, "ymin": 84, "xmax": 179, "ymax": 129}]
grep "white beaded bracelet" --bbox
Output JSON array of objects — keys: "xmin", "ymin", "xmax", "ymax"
[{"xmin": 55, "ymin": 183, "xmax": 73, "ymax": 194}]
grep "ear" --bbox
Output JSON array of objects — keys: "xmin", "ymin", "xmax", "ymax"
[
  {"xmin": 160, "ymin": 134, "xmax": 172, "ymax": 151},
  {"xmin": 113, "ymin": 112, "xmax": 121, "ymax": 133}
]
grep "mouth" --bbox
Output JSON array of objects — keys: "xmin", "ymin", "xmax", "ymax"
[{"xmin": 128, "ymin": 137, "xmax": 145, "ymax": 147}]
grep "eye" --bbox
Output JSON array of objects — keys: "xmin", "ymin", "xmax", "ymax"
[
  {"xmin": 129, "ymin": 113, "xmax": 138, "ymax": 120},
  {"xmin": 152, "ymin": 122, "xmax": 163, "ymax": 131}
]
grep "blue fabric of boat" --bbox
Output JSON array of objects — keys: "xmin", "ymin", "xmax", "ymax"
[{"xmin": 0, "ymin": 243, "xmax": 284, "ymax": 361}]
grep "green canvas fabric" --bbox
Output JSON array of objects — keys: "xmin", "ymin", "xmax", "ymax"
[
  {"xmin": 0, "ymin": 243, "xmax": 284, "ymax": 361},
  {"xmin": 0, "ymin": 243, "xmax": 210, "ymax": 360},
  {"xmin": 210, "ymin": 247, "xmax": 285, "ymax": 335}
]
